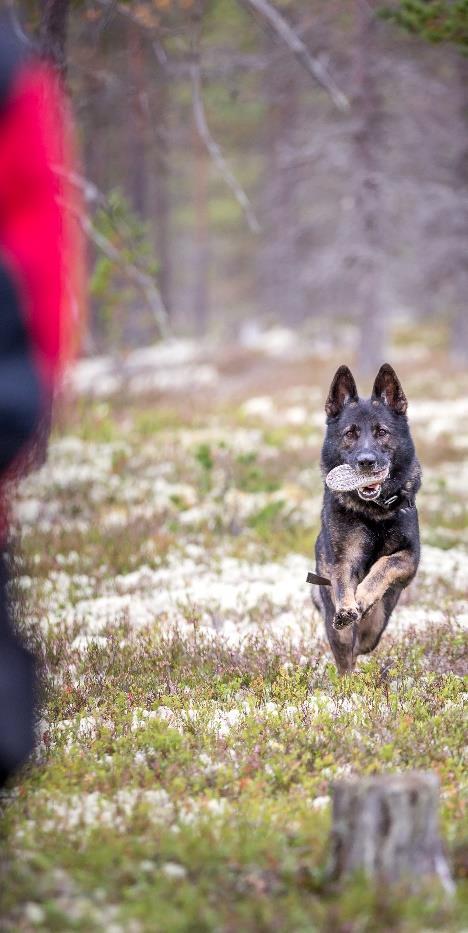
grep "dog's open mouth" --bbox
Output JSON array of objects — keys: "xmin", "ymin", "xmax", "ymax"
[
  {"xmin": 357, "ymin": 467, "xmax": 389, "ymax": 501},
  {"xmin": 358, "ymin": 481, "xmax": 383, "ymax": 500}
]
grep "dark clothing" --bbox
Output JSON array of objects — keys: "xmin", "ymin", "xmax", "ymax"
[
  {"xmin": 0, "ymin": 554, "xmax": 36, "ymax": 785},
  {"xmin": 0, "ymin": 263, "xmax": 43, "ymax": 475},
  {"xmin": 0, "ymin": 25, "xmax": 39, "ymax": 786},
  {"xmin": 0, "ymin": 20, "xmax": 26, "ymax": 106}
]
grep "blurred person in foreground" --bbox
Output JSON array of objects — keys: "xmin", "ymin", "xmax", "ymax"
[{"xmin": 0, "ymin": 20, "xmax": 83, "ymax": 786}]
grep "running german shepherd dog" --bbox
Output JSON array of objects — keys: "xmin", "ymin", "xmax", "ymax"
[{"xmin": 314, "ymin": 364, "xmax": 421, "ymax": 673}]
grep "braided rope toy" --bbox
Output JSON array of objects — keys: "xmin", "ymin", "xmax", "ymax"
[{"xmin": 325, "ymin": 463, "xmax": 389, "ymax": 492}]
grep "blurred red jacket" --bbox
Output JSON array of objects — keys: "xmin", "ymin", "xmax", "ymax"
[
  {"xmin": 0, "ymin": 29, "xmax": 83, "ymax": 484},
  {"xmin": 0, "ymin": 24, "xmax": 83, "ymax": 784}
]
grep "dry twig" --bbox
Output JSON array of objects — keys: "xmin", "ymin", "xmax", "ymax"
[
  {"xmin": 190, "ymin": 61, "xmax": 261, "ymax": 235},
  {"xmin": 238, "ymin": 0, "xmax": 349, "ymax": 111}
]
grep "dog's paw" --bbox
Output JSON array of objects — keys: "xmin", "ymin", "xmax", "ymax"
[
  {"xmin": 354, "ymin": 590, "xmax": 373, "ymax": 620},
  {"xmin": 333, "ymin": 606, "xmax": 360, "ymax": 630}
]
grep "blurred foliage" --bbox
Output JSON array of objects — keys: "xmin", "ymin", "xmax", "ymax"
[
  {"xmin": 89, "ymin": 189, "xmax": 159, "ymax": 347},
  {"xmin": 381, "ymin": 0, "xmax": 468, "ymax": 49}
]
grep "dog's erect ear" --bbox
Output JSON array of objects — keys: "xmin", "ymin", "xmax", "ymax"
[
  {"xmin": 325, "ymin": 366, "xmax": 358, "ymax": 417},
  {"xmin": 371, "ymin": 363, "xmax": 407, "ymax": 414}
]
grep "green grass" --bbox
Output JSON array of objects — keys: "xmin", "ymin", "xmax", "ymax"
[
  {"xmin": 1, "ymin": 622, "xmax": 466, "ymax": 930},
  {"xmin": 2, "ymin": 356, "xmax": 468, "ymax": 931}
]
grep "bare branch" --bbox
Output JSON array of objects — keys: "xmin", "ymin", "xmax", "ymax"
[
  {"xmin": 4, "ymin": 3, "xmax": 32, "ymax": 47},
  {"xmin": 190, "ymin": 62, "xmax": 261, "ymax": 235},
  {"xmin": 56, "ymin": 167, "xmax": 103, "ymax": 206},
  {"xmin": 94, "ymin": 0, "xmax": 150, "ymax": 31},
  {"xmin": 237, "ymin": 0, "xmax": 349, "ymax": 111}
]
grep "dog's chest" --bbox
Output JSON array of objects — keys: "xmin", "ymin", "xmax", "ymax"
[{"xmin": 366, "ymin": 519, "xmax": 408, "ymax": 561}]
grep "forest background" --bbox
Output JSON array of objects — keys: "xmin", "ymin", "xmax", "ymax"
[{"xmin": 10, "ymin": 0, "xmax": 468, "ymax": 372}]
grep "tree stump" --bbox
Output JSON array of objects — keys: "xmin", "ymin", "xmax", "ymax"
[{"xmin": 328, "ymin": 772, "xmax": 454, "ymax": 894}]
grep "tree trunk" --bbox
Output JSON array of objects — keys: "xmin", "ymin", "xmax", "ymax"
[
  {"xmin": 192, "ymin": 122, "xmax": 210, "ymax": 335},
  {"xmin": 274, "ymin": 69, "xmax": 304, "ymax": 325},
  {"xmin": 256, "ymin": 35, "xmax": 304, "ymax": 324},
  {"xmin": 451, "ymin": 298, "xmax": 468, "ymax": 363},
  {"xmin": 451, "ymin": 54, "xmax": 468, "ymax": 364},
  {"xmin": 39, "ymin": 0, "xmax": 70, "ymax": 80},
  {"xmin": 127, "ymin": 22, "xmax": 148, "ymax": 219},
  {"xmin": 353, "ymin": 0, "xmax": 385, "ymax": 375},
  {"xmin": 329, "ymin": 773, "xmax": 454, "ymax": 894},
  {"xmin": 152, "ymin": 67, "xmax": 172, "ymax": 318}
]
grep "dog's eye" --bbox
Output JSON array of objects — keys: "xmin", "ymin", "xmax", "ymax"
[
  {"xmin": 344, "ymin": 427, "xmax": 357, "ymax": 440},
  {"xmin": 376, "ymin": 427, "xmax": 388, "ymax": 438}
]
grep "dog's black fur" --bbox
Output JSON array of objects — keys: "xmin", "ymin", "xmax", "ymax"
[{"xmin": 314, "ymin": 364, "xmax": 421, "ymax": 673}]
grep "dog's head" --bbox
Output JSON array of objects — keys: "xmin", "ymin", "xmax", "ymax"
[{"xmin": 321, "ymin": 364, "xmax": 415, "ymax": 502}]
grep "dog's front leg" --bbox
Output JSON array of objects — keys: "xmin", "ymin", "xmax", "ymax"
[
  {"xmin": 331, "ymin": 565, "xmax": 361, "ymax": 631},
  {"xmin": 355, "ymin": 550, "xmax": 417, "ymax": 616}
]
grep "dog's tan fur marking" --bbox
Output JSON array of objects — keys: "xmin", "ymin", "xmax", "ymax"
[
  {"xmin": 355, "ymin": 550, "xmax": 417, "ymax": 614},
  {"xmin": 328, "ymin": 526, "xmax": 367, "ymax": 615}
]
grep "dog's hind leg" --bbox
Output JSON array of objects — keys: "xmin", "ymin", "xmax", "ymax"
[
  {"xmin": 311, "ymin": 585, "xmax": 322, "ymax": 614},
  {"xmin": 354, "ymin": 588, "xmax": 401, "ymax": 658},
  {"xmin": 354, "ymin": 601, "xmax": 386, "ymax": 657}
]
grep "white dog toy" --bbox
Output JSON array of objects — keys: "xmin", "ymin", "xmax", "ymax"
[{"xmin": 326, "ymin": 464, "xmax": 389, "ymax": 500}]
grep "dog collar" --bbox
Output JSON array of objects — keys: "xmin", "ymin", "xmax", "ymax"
[{"xmin": 375, "ymin": 490, "xmax": 415, "ymax": 513}]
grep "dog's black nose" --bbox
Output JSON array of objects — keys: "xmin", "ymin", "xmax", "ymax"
[{"xmin": 357, "ymin": 452, "xmax": 376, "ymax": 470}]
